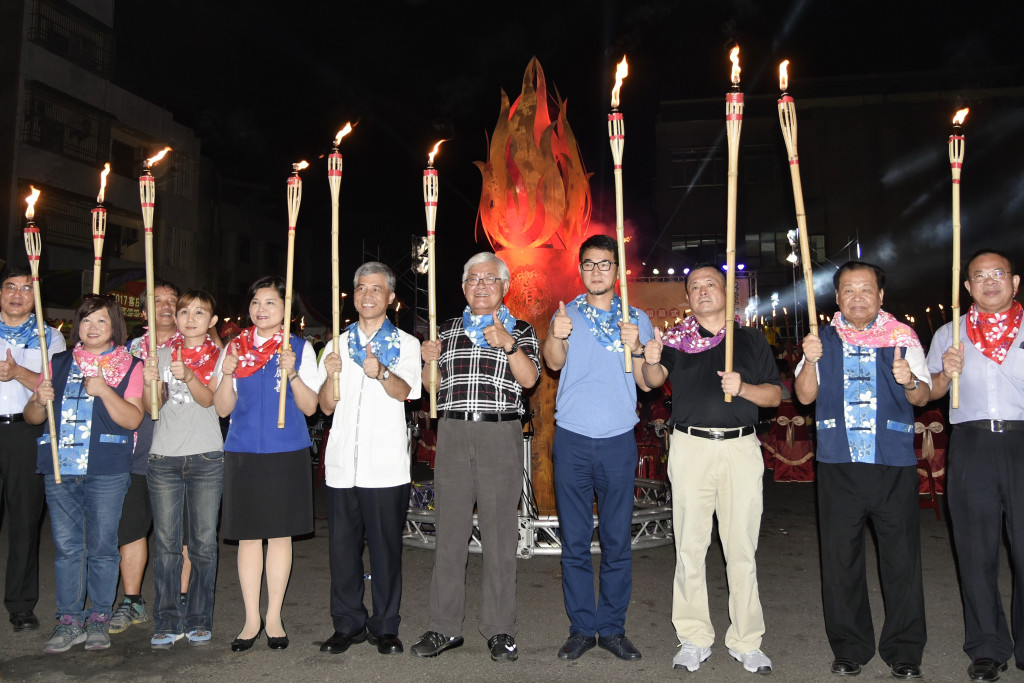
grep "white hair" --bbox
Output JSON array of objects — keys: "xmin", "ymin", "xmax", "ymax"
[{"xmin": 461, "ymin": 252, "xmax": 510, "ymax": 283}]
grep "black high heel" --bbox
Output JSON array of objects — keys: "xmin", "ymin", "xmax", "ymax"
[
  {"xmin": 267, "ymin": 619, "xmax": 289, "ymax": 650},
  {"xmin": 230, "ymin": 619, "xmax": 264, "ymax": 652}
]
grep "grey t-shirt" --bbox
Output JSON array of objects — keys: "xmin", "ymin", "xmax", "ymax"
[{"xmin": 150, "ymin": 346, "xmax": 224, "ymax": 457}]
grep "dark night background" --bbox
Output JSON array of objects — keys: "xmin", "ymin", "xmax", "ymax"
[{"xmin": 110, "ymin": 0, "xmax": 1022, "ymax": 323}]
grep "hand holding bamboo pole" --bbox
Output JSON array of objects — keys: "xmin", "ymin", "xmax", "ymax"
[
  {"xmin": 424, "ymin": 141, "xmax": 444, "ymax": 419},
  {"xmin": 23, "ymin": 188, "xmax": 60, "ymax": 483},
  {"xmin": 949, "ymin": 108, "xmax": 968, "ymax": 409},
  {"xmin": 139, "ymin": 147, "xmax": 170, "ymax": 419},
  {"xmin": 723, "ymin": 46, "xmax": 744, "ymax": 403},
  {"xmin": 608, "ymin": 56, "xmax": 632, "ymax": 373},
  {"xmin": 91, "ymin": 163, "xmax": 110, "ymax": 294},
  {"xmin": 280, "ymin": 161, "xmax": 307, "ymax": 428},
  {"xmin": 777, "ymin": 61, "xmax": 818, "ymax": 337},
  {"xmin": 328, "ymin": 124, "xmax": 351, "ymax": 402}
]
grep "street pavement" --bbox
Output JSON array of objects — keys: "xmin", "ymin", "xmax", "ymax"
[{"xmin": 0, "ymin": 476, "xmax": 1013, "ymax": 682}]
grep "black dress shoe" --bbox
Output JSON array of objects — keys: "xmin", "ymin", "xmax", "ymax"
[
  {"xmin": 558, "ymin": 633, "xmax": 597, "ymax": 660},
  {"xmin": 230, "ymin": 619, "xmax": 264, "ymax": 652},
  {"xmin": 968, "ymin": 658, "xmax": 1008, "ymax": 681},
  {"xmin": 597, "ymin": 633, "xmax": 641, "ymax": 661},
  {"xmin": 367, "ymin": 632, "xmax": 403, "ymax": 654},
  {"xmin": 831, "ymin": 657, "xmax": 862, "ymax": 676},
  {"xmin": 890, "ymin": 662, "xmax": 922, "ymax": 679},
  {"xmin": 267, "ymin": 620, "xmax": 288, "ymax": 650},
  {"xmin": 9, "ymin": 611, "xmax": 39, "ymax": 632},
  {"xmin": 320, "ymin": 627, "xmax": 367, "ymax": 654}
]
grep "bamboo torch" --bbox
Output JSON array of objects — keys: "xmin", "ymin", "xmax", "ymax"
[
  {"xmin": 279, "ymin": 160, "xmax": 307, "ymax": 428},
  {"xmin": 424, "ymin": 140, "xmax": 444, "ymax": 419},
  {"xmin": 23, "ymin": 188, "xmax": 60, "ymax": 483},
  {"xmin": 608, "ymin": 56, "xmax": 632, "ymax": 372},
  {"xmin": 91, "ymin": 163, "xmax": 110, "ymax": 294},
  {"xmin": 777, "ymin": 61, "xmax": 818, "ymax": 337},
  {"xmin": 139, "ymin": 146, "xmax": 171, "ymax": 419},
  {"xmin": 949, "ymin": 107, "xmax": 968, "ymax": 409},
  {"xmin": 328, "ymin": 123, "xmax": 352, "ymax": 401},
  {"xmin": 723, "ymin": 46, "xmax": 743, "ymax": 403}
]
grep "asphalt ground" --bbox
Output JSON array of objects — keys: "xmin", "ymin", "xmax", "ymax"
[{"xmin": 0, "ymin": 476, "xmax": 1015, "ymax": 682}]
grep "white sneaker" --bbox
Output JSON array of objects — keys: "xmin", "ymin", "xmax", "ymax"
[
  {"xmin": 728, "ymin": 648, "xmax": 773, "ymax": 674},
  {"xmin": 673, "ymin": 640, "xmax": 712, "ymax": 672}
]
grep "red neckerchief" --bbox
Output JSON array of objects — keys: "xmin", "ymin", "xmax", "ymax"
[
  {"xmin": 169, "ymin": 332, "xmax": 221, "ymax": 386},
  {"xmin": 130, "ymin": 328, "xmax": 177, "ymax": 360},
  {"xmin": 231, "ymin": 327, "xmax": 283, "ymax": 378},
  {"xmin": 72, "ymin": 343, "xmax": 134, "ymax": 386},
  {"xmin": 966, "ymin": 301, "xmax": 1023, "ymax": 365}
]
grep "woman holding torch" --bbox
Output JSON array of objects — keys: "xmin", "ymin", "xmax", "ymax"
[
  {"xmin": 28, "ymin": 296, "xmax": 144, "ymax": 653},
  {"xmin": 211, "ymin": 275, "xmax": 320, "ymax": 652}
]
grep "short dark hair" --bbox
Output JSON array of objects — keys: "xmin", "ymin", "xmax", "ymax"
[
  {"xmin": 578, "ymin": 234, "xmax": 619, "ymax": 262},
  {"xmin": 684, "ymin": 263, "xmax": 726, "ymax": 289},
  {"xmin": 966, "ymin": 248, "xmax": 1014, "ymax": 276},
  {"xmin": 71, "ymin": 295, "xmax": 128, "ymax": 347},
  {"xmin": 833, "ymin": 261, "xmax": 885, "ymax": 291},
  {"xmin": 246, "ymin": 275, "xmax": 289, "ymax": 306},
  {"xmin": 177, "ymin": 289, "xmax": 217, "ymax": 314},
  {"xmin": 0, "ymin": 264, "xmax": 32, "ymax": 284},
  {"xmin": 143, "ymin": 279, "xmax": 181, "ymax": 300}
]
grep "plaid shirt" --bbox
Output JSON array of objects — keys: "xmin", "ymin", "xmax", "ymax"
[{"xmin": 436, "ymin": 315, "xmax": 540, "ymax": 414}]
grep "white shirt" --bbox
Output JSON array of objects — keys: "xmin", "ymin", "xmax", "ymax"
[
  {"xmin": 0, "ymin": 328, "xmax": 66, "ymax": 414},
  {"xmin": 316, "ymin": 326, "xmax": 421, "ymax": 488}
]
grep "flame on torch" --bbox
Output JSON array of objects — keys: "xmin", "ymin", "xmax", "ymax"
[
  {"xmin": 779, "ymin": 59, "xmax": 790, "ymax": 91},
  {"xmin": 611, "ymin": 56, "xmax": 628, "ymax": 109},
  {"xmin": 146, "ymin": 147, "xmax": 172, "ymax": 167},
  {"xmin": 730, "ymin": 46, "xmax": 741, "ymax": 85},
  {"xmin": 25, "ymin": 186, "xmax": 40, "ymax": 220},
  {"xmin": 334, "ymin": 122, "xmax": 353, "ymax": 147},
  {"xmin": 294, "ymin": 160, "xmax": 310, "ymax": 172},
  {"xmin": 98, "ymin": 163, "xmax": 111, "ymax": 203},
  {"xmin": 427, "ymin": 140, "xmax": 446, "ymax": 166},
  {"xmin": 953, "ymin": 108, "xmax": 969, "ymax": 126}
]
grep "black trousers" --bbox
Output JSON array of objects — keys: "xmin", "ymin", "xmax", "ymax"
[
  {"xmin": 818, "ymin": 462, "xmax": 926, "ymax": 666},
  {"xmin": 326, "ymin": 484, "xmax": 409, "ymax": 636},
  {"xmin": 0, "ymin": 420, "xmax": 45, "ymax": 614},
  {"xmin": 948, "ymin": 427, "xmax": 1024, "ymax": 664}
]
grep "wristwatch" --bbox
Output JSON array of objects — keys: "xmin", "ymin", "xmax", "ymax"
[
  {"xmin": 903, "ymin": 377, "xmax": 921, "ymax": 392},
  {"xmin": 379, "ymin": 368, "xmax": 390, "ymax": 382}
]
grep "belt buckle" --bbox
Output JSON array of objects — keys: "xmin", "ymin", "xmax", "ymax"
[
  {"xmin": 992, "ymin": 420, "xmax": 1005, "ymax": 433},
  {"xmin": 708, "ymin": 430, "xmax": 725, "ymax": 441}
]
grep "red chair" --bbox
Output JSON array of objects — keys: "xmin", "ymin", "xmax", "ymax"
[
  {"xmin": 763, "ymin": 402, "xmax": 815, "ymax": 482},
  {"xmin": 914, "ymin": 409, "xmax": 947, "ymax": 519}
]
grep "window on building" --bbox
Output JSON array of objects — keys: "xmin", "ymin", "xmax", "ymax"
[
  {"xmin": 671, "ymin": 234, "xmax": 725, "ymax": 264},
  {"xmin": 741, "ymin": 231, "xmax": 827, "ymax": 267},
  {"xmin": 669, "ymin": 147, "xmax": 726, "ymax": 188},
  {"xmin": 22, "ymin": 81, "xmax": 110, "ymax": 165},
  {"xmin": 110, "ymin": 139, "xmax": 139, "ymax": 179},
  {"xmin": 27, "ymin": 0, "xmax": 114, "ymax": 77}
]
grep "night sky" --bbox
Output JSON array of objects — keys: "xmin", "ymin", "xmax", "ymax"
[{"xmin": 111, "ymin": 0, "xmax": 1021, "ymax": 321}]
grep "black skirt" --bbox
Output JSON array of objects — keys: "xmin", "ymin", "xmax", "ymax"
[{"xmin": 221, "ymin": 449, "xmax": 313, "ymax": 540}]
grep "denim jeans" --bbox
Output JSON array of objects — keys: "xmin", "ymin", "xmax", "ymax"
[
  {"xmin": 44, "ymin": 473, "xmax": 130, "ymax": 622},
  {"xmin": 147, "ymin": 452, "xmax": 224, "ymax": 633}
]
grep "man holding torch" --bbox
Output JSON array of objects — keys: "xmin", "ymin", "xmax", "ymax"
[
  {"xmin": 0, "ymin": 264, "xmax": 66, "ymax": 633},
  {"xmin": 928, "ymin": 248, "xmax": 1024, "ymax": 682},
  {"xmin": 795, "ymin": 261, "xmax": 930, "ymax": 680},
  {"xmin": 412, "ymin": 252, "xmax": 540, "ymax": 663}
]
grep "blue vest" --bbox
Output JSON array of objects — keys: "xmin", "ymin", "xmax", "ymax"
[
  {"xmin": 223, "ymin": 335, "xmax": 312, "ymax": 454},
  {"xmin": 36, "ymin": 350, "xmax": 141, "ymax": 475},
  {"xmin": 815, "ymin": 326, "xmax": 916, "ymax": 466}
]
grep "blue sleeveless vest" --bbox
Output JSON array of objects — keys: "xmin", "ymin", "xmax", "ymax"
[
  {"xmin": 36, "ymin": 350, "xmax": 141, "ymax": 475},
  {"xmin": 814, "ymin": 326, "xmax": 916, "ymax": 466},
  {"xmin": 223, "ymin": 335, "xmax": 312, "ymax": 454}
]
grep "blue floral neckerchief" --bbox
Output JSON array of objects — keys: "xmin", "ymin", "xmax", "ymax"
[
  {"xmin": 571, "ymin": 293, "xmax": 640, "ymax": 353},
  {"xmin": 347, "ymin": 318, "xmax": 401, "ymax": 371},
  {"xmin": 462, "ymin": 305, "xmax": 517, "ymax": 348},
  {"xmin": 0, "ymin": 313, "xmax": 51, "ymax": 349},
  {"xmin": 57, "ymin": 359, "xmax": 99, "ymax": 475}
]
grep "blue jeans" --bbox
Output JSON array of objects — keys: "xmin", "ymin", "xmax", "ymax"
[
  {"xmin": 44, "ymin": 473, "xmax": 130, "ymax": 622},
  {"xmin": 147, "ymin": 452, "xmax": 224, "ymax": 633}
]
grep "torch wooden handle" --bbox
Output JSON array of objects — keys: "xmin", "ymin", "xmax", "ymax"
[
  {"xmin": 427, "ymin": 235, "xmax": 438, "ymax": 418},
  {"xmin": 30, "ymin": 271, "xmax": 60, "ymax": 483},
  {"xmin": 778, "ymin": 98, "xmax": 818, "ymax": 337},
  {"xmin": 279, "ymin": 228, "xmax": 296, "ymax": 429}
]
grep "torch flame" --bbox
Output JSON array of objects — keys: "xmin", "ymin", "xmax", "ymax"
[
  {"xmin": 145, "ymin": 146, "xmax": 172, "ymax": 167},
  {"xmin": 779, "ymin": 60, "xmax": 789, "ymax": 91},
  {"xmin": 294, "ymin": 160, "xmax": 309, "ymax": 172},
  {"xmin": 334, "ymin": 122, "xmax": 353, "ymax": 146},
  {"xmin": 97, "ymin": 163, "xmax": 111, "ymax": 203},
  {"xmin": 427, "ymin": 140, "xmax": 446, "ymax": 166},
  {"xmin": 952, "ymin": 108, "xmax": 969, "ymax": 126},
  {"xmin": 611, "ymin": 56, "xmax": 628, "ymax": 109},
  {"xmin": 25, "ymin": 186, "xmax": 40, "ymax": 220},
  {"xmin": 730, "ymin": 46, "xmax": 741, "ymax": 85}
]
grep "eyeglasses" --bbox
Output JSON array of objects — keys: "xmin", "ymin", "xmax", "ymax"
[
  {"xmin": 464, "ymin": 276, "xmax": 501, "ymax": 287},
  {"xmin": 2, "ymin": 283, "xmax": 32, "ymax": 293},
  {"xmin": 580, "ymin": 259, "xmax": 616, "ymax": 272},
  {"xmin": 969, "ymin": 269, "xmax": 1010, "ymax": 283}
]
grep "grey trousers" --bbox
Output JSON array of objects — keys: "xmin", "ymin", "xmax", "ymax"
[{"xmin": 426, "ymin": 417, "xmax": 522, "ymax": 639}]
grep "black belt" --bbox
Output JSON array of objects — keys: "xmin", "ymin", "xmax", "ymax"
[
  {"xmin": 959, "ymin": 420, "xmax": 1024, "ymax": 433},
  {"xmin": 0, "ymin": 413, "xmax": 25, "ymax": 424},
  {"xmin": 677, "ymin": 425, "xmax": 755, "ymax": 441},
  {"xmin": 439, "ymin": 410, "xmax": 520, "ymax": 423}
]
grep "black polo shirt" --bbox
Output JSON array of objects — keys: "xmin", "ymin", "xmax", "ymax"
[{"xmin": 661, "ymin": 325, "xmax": 780, "ymax": 429}]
